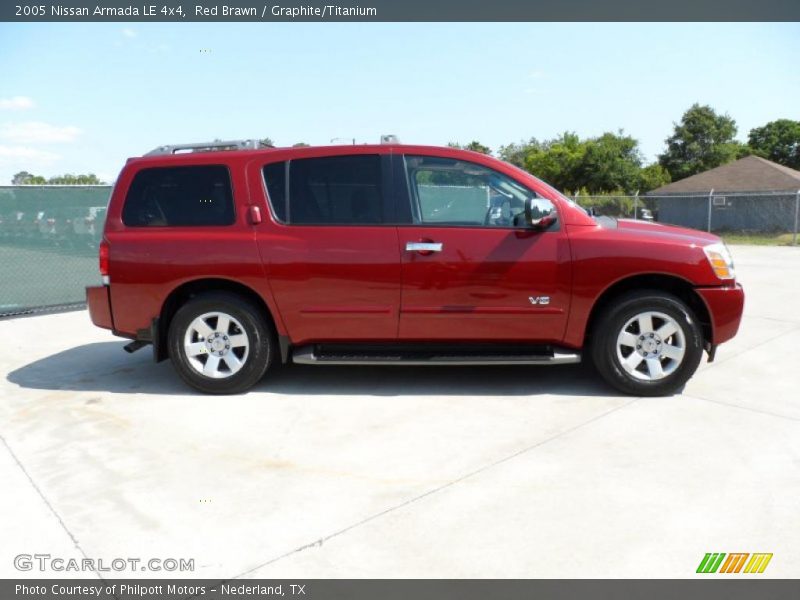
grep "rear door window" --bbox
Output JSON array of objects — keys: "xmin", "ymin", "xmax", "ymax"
[
  {"xmin": 122, "ymin": 165, "xmax": 235, "ymax": 227},
  {"xmin": 262, "ymin": 155, "xmax": 384, "ymax": 225}
]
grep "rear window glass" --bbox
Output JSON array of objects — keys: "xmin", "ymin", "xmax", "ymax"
[{"xmin": 122, "ymin": 165, "xmax": 235, "ymax": 227}]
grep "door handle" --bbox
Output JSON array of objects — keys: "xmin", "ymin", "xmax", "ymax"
[
  {"xmin": 405, "ymin": 242, "xmax": 443, "ymax": 253},
  {"xmin": 248, "ymin": 205, "xmax": 262, "ymax": 225}
]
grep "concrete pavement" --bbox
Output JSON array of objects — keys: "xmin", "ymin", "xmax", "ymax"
[{"xmin": 1, "ymin": 245, "xmax": 798, "ymax": 579}]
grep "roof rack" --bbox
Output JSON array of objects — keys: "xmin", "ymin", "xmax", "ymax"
[{"xmin": 144, "ymin": 139, "xmax": 268, "ymax": 156}]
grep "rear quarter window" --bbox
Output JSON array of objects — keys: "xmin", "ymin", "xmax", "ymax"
[
  {"xmin": 122, "ymin": 165, "xmax": 235, "ymax": 227},
  {"xmin": 263, "ymin": 161, "xmax": 287, "ymax": 223}
]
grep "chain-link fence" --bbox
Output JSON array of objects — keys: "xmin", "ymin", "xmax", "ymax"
[
  {"xmin": 0, "ymin": 185, "xmax": 111, "ymax": 317},
  {"xmin": 570, "ymin": 191, "xmax": 800, "ymax": 244}
]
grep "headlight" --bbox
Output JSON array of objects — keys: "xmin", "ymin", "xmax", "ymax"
[{"xmin": 703, "ymin": 242, "xmax": 735, "ymax": 280}]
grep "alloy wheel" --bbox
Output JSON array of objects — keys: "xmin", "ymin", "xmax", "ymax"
[
  {"xmin": 615, "ymin": 310, "xmax": 686, "ymax": 381},
  {"xmin": 183, "ymin": 311, "xmax": 250, "ymax": 379}
]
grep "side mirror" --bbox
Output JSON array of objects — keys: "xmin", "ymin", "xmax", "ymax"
[{"xmin": 523, "ymin": 197, "xmax": 557, "ymax": 230}]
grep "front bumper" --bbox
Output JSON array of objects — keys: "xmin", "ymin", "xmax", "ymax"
[
  {"xmin": 695, "ymin": 283, "xmax": 745, "ymax": 346},
  {"xmin": 86, "ymin": 285, "xmax": 113, "ymax": 330}
]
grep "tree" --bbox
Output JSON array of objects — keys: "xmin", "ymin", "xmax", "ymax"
[
  {"xmin": 521, "ymin": 131, "xmax": 644, "ymax": 194},
  {"xmin": 47, "ymin": 173, "xmax": 104, "ymax": 185},
  {"xmin": 498, "ymin": 138, "xmax": 541, "ymax": 168},
  {"xmin": 747, "ymin": 119, "xmax": 800, "ymax": 169},
  {"xmin": 464, "ymin": 141, "xmax": 491, "ymax": 155},
  {"xmin": 11, "ymin": 171, "xmax": 106, "ymax": 185},
  {"xmin": 523, "ymin": 132, "xmax": 586, "ymax": 192},
  {"xmin": 11, "ymin": 171, "xmax": 46, "ymax": 185},
  {"xmin": 578, "ymin": 131, "xmax": 643, "ymax": 194},
  {"xmin": 448, "ymin": 141, "xmax": 492, "ymax": 155},
  {"xmin": 638, "ymin": 163, "xmax": 671, "ymax": 193},
  {"xmin": 658, "ymin": 103, "xmax": 745, "ymax": 181},
  {"xmin": 292, "ymin": 142, "xmax": 309, "ymax": 147},
  {"xmin": 259, "ymin": 137, "xmax": 275, "ymax": 148}
]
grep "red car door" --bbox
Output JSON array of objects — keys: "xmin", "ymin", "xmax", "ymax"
[
  {"xmin": 250, "ymin": 151, "xmax": 401, "ymax": 345},
  {"xmin": 396, "ymin": 154, "xmax": 572, "ymax": 343}
]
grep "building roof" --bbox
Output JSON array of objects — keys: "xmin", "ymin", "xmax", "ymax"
[{"xmin": 648, "ymin": 155, "xmax": 800, "ymax": 195}]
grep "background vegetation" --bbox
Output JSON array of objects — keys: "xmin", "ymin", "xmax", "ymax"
[
  {"xmin": 9, "ymin": 105, "xmax": 800, "ymax": 195},
  {"xmin": 458, "ymin": 104, "xmax": 799, "ymax": 196}
]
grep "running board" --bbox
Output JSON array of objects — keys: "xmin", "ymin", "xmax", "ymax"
[{"xmin": 292, "ymin": 344, "xmax": 581, "ymax": 366}]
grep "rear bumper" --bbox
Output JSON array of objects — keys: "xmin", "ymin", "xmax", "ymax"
[
  {"xmin": 86, "ymin": 285, "xmax": 113, "ymax": 330},
  {"xmin": 695, "ymin": 283, "xmax": 745, "ymax": 345}
]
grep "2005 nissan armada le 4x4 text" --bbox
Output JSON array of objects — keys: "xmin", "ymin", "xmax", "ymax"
[{"xmin": 86, "ymin": 139, "xmax": 744, "ymax": 395}]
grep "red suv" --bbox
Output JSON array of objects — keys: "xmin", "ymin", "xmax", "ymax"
[{"xmin": 86, "ymin": 139, "xmax": 744, "ymax": 396}]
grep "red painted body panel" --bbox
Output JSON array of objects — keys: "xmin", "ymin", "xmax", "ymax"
[
  {"xmin": 256, "ymin": 225, "xmax": 402, "ymax": 344},
  {"xmin": 86, "ymin": 285, "xmax": 113, "ymax": 330},
  {"xmin": 243, "ymin": 151, "xmax": 401, "ymax": 344},
  {"xmin": 102, "ymin": 153, "xmax": 278, "ymax": 337},
  {"xmin": 90, "ymin": 143, "xmax": 744, "ymax": 356},
  {"xmin": 696, "ymin": 284, "xmax": 745, "ymax": 345},
  {"xmin": 562, "ymin": 219, "xmax": 727, "ymax": 347},
  {"xmin": 397, "ymin": 226, "xmax": 571, "ymax": 342}
]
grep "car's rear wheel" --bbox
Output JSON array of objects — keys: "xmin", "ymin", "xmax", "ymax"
[
  {"xmin": 168, "ymin": 292, "xmax": 274, "ymax": 394},
  {"xmin": 591, "ymin": 290, "xmax": 704, "ymax": 396}
]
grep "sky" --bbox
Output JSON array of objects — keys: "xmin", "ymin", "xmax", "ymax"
[{"xmin": 0, "ymin": 22, "xmax": 798, "ymax": 184}]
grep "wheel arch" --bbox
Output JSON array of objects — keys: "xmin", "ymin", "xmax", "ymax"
[
  {"xmin": 584, "ymin": 273, "xmax": 713, "ymax": 349},
  {"xmin": 156, "ymin": 278, "xmax": 287, "ymax": 363}
]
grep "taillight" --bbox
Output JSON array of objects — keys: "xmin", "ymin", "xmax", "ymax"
[{"xmin": 99, "ymin": 239, "xmax": 110, "ymax": 281}]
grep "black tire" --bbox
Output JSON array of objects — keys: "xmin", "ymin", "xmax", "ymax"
[
  {"xmin": 167, "ymin": 292, "xmax": 274, "ymax": 394},
  {"xmin": 590, "ymin": 290, "xmax": 704, "ymax": 396}
]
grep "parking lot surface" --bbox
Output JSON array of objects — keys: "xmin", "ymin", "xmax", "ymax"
[{"xmin": 1, "ymin": 245, "xmax": 799, "ymax": 579}]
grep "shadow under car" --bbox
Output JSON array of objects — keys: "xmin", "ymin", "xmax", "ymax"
[{"xmin": 6, "ymin": 341, "xmax": 614, "ymax": 397}]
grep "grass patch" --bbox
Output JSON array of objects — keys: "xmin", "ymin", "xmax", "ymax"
[{"xmin": 719, "ymin": 232, "xmax": 798, "ymax": 246}]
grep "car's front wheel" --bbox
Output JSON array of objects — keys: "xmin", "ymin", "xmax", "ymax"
[
  {"xmin": 591, "ymin": 290, "xmax": 704, "ymax": 396},
  {"xmin": 168, "ymin": 292, "xmax": 274, "ymax": 394}
]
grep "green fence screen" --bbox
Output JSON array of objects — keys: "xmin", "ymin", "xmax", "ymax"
[{"xmin": 0, "ymin": 186, "xmax": 112, "ymax": 317}]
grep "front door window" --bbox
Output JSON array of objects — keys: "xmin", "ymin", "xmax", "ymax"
[{"xmin": 404, "ymin": 155, "xmax": 555, "ymax": 228}]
